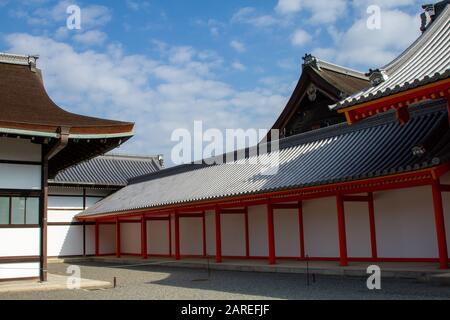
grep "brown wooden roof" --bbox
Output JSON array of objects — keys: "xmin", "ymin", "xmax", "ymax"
[{"xmin": 0, "ymin": 62, "xmax": 133, "ymax": 135}]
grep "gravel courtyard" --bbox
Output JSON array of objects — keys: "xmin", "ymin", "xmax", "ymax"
[{"xmin": 1, "ymin": 261, "xmax": 449, "ymax": 300}]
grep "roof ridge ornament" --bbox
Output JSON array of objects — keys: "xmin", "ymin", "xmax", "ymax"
[
  {"xmin": 302, "ymin": 54, "xmax": 320, "ymax": 70},
  {"xmin": 366, "ymin": 68, "xmax": 389, "ymax": 86},
  {"xmin": 420, "ymin": 0, "xmax": 450, "ymax": 32}
]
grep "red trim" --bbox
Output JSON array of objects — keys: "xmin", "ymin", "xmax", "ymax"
[
  {"xmin": 174, "ymin": 211, "xmax": 180, "ymax": 260},
  {"xmin": 202, "ymin": 211, "xmax": 207, "ymax": 257},
  {"xmin": 272, "ymin": 203, "xmax": 300, "ymax": 209},
  {"xmin": 368, "ymin": 192, "xmax": 378, "ymax": 259},
  {"xmin": 95, "ymin": 221, "xmax": 99, "ymax": 256},
  {"xmin": 440, "ymin": 184, "xmax": 450, "ymax": 192},
  {"xmin": 342, "ymin": 195, "xmax": 369, "ymax": 202},
  {"xmin": 244, "ymin": 207, "xmax": 250, "ymax": 258},
  {"xmin": 215, "ymin": 206, "xmax": 222, "ymax": 263},
  {"xmin": 115, "ymin": 217, "xmax": 120, "ymax": 258},
  {"xmin": 220, "ymin": 208, "xmax": 246, "ymax": 214},
  {"xmin": 146, "ymin": 216, "xmax": 170, "ymax": 221},
  {"xmin": 267, "ymin": 203, "xmax": 276, "ymax": 265},
  {"xmin": 141, "ymin": 215, "xmax": 147, "ymax": 259},
  {"xmin": 298, "ymin": 201, "xmax": 305, "ymax": 259},
  {"xmin": 336, "ymin": 194, "xmax": 348, "ymax": 266},
  {"xmin": 431, "ymin": 180, "xmax": 449, "ymax": 269}
]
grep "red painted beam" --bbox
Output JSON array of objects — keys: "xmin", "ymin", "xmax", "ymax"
[
  {"xmin": 431, "ymin": 180, "xmax": 449, "ymax": 269},
  {"xmin": 115, "ymin": 217, "xmax": 121, "ymax": 258},
  {"xmin": 267, "ymin": 202, "xmax": 276, "ymax": 265},
  {"xmin": 95, "ymin": 221, "xmax": 99, "ymax": 256},
  {"xmin": 440, "ymin": 184, "xmax": 450, "ymax": 192},
  {"xmin": 367, "ymin": 192, "xmax": 378, "ymax": 259},
  {"xmin": 174, "ymin": 211, "xmax": 180, "ymax": 260},
  {"xmin": 336, "ymin": 194, "xmax": 348, "ymax": 266},
  {"xmin": 215, "ymin": 206, "xmax": 222, "ymax": 263},
  {"xmin": 244, "ymin": 206, "xmax": 250, "ymax": 258},
  {"xmin": 202, "ymin": 211, "xmax": 207, "ymax": 257},
  {"xmin": 141, "ymin": 215, "xmax": 147, "ymax": 259},
  {"xmin": 298, "ymin": 201, "xmax": 305, "ymax": 259},
  {"xmin": 168, "ymin": 215, "xmax": 172, "ymax": 257}
]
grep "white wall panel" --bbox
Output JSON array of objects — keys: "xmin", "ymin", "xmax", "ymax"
[
  {"xmin": 48, "ymin": 196, "xmax": 83, "ymax": 209},
  {"xmin": 47, "ymin": 225, "xmax": 83, "ymax": 257},
  {"xmin": 85, "ymin": 225, "xmax": 95, "ymax": 255},
  {"xmin": 0, "ymin": 262, "xmax": 39, "ymax": 280},
  {"xmin": 0, "ymin": 163, "xmax": 41, "ymax": 190},
  {"xmin": 344, "ymin": 202, "xmax": 372, "ymax": 258},
  {"xmin": 248, "ymin": 205, "xmax": 268, "ymax": 257},
  {"xmin": 374, "ymin": 186, "xmax": 437, "ymax": 258},
  {"xmin": 441, "ymin": 172, "xmax": 450, "ymax": 257},
  {"xmin": 48, "ymin": 210, "xmax": 81, "ymax": 223},
  {"xmin": 99, "ymin": 224, "xmax": 115, "ymax": 254},
  {"xmin": 179, "ymin": 217, "xmax": 203, "ymax": 255},
  {"xmin": 121, "ymin": 223, "xmax": 140, "ymax": 254},
  {"xmin": 303, "ymin": 197, "xmax": 339, "ymax": 258},
  {"xmin": 0, "ymin": 137, "xmax": 41, "ymax": 162},
  {"xmin": 221, "ymin": 214, "xmax": 246, "ymax": 256},
  {"xmin": 205, "ymin": 211, "xmax": 216, "ymax": 256},
  {"xmin": 148, "ymin": 220, "xmax": 170, "ymax": 255},
  {"xmin": 274, "ymin": 209, "xmax": 300, "ymax": 257},
  {"xmin": 0, "ymin": 228, "xmax": 40, "ymax": 256}
]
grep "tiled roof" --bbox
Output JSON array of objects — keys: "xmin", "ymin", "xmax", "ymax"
[
  {"xmin": 78, "ymin": 99, "xmax": 450, "ymax": 217},
  {"xmin": 332, "ymin": 4, "xmax": 450, "ymax": 110},
  {"xmin": 51, "ymin": 154, "xmax": 163, "ymax": 187}
]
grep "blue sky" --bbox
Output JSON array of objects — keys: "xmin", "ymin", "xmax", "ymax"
[{"xmin": 0, "ymin": 0, "xmax": 424, "ymax": 165}]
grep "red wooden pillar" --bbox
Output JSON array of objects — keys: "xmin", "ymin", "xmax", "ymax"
[
  {"xmin": 431, "ymin": 180, "xmax": 449, "ymax": 269},
  {"xmin": 336, "ymin": 194, "xmax": 348, "ymax": 266},
  {"xmin": 215, "ymin": 206, "xmax": 222, "ymax": 263},
  {"xmin": 267, "ymin": 202, "xmax": 276, "ymax": 265},
  {"xmin": 244, "ymin": 206, "xmax": 250, "ymax": 258},
  {"xmin": 95, "ymin": 220, "xmax": 99, "ymax": 256},
  {"xmin": 367, "ymin": 192, "xmax": 378, "ymax": 259},
  {"xmin": 174, "ymin": 211, "xmax": 181, "ymax": 260},
  {"xmin": 298, "ymin": 201, "xmax": 305, "ymax": 259},
  {"xmin": 141, "ymin": 215, "xmax": 148, "ymax": 259},
  {"xmin": 202, "ymin": 211, "xmax": 207, "ymax": 257},
  {"xmin": 115, "ymin": 217, "xmax": 121, "ymax": 258}
]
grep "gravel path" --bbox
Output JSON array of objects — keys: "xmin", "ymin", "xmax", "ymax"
[{"xmin": 1, "ymin": 261, "xmax": 449, "ymax": 300}]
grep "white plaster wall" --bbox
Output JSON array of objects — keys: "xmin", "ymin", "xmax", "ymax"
[
  {"xmin": 121, "ymin": 223, "xmax": 140, "ymax": 254},
  {"xmin": 47, "ymin": 225, "xmax": 83, "ymax": 257},
  {"xmin": 0, "ymin": 228, "xmax": 40, "ymax": 256},
  {"xmin": 205, "ymin": 211, "xmax": 216, "ymax": 256},
  {"xmin": 48, "ymin": 210, "xmax": 81, "ymax": 223},
  {"xmin": 440, "ymin": 172, "xmax": 450, "ymax": 257},
  {"xmin": 344, "ymin": 202, "xmax": 372, "ymax": 258},
  {"xmin": 221, "ymin": 214, "xmax": 246, "ymax": 256},
  {"xmin": 248, "ymin": 205, "xmax": 268, "ymax": 257},
  {"xmin": 0, "ymin": 262, "xmax": 39, "ymax": 280},
  {"xmin": 99, "ymin": 224, "xmax": 115, "ymax": 254},
  {"xmin": 48, "ymin": 196, "xmax": 83, "ymax": 209},
  {"xmin": 85, "ymin": 225, "xmax": 95, "ymax": 255},
  {"xmin": 0, "ymin": 137, "xmax": 41, "ymax": 162},
  {"xmin": 0, "ymin": 163, "xmax": 41, "ymax": 190},
  {"xmin": 374, "ymin": 186, "xmax": 438, "ymax": 258},
  {"xmin": 274, "ymin": 209, "xmax": 300, "ymax": 257},
  {"xmin": 179, "ymin": 217, "xmax": 203, "ymax": 255},
  {"xmin": 303, "ymin": 197, "xmax": 339, "ymax": 258},
  {"xmin": 148, "ymin": 220, "xmax": 170, "ymax": 255}
]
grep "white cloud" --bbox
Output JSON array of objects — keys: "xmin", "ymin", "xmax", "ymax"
[
  {"xmin": 313, "ymin": 10, "xmax": 421, "ymax": 67},
  {"xmin": 231, "ymin": 61, "xmax": 246, "ymax": 71},
  {"xmin": 231, "ymin": 7, "xmax": 281, "ymax": 28},
  {"xmin": 275, "ymin": 0, "xmax": 347, "ymax": 23},
  {"xmin": 275, "ymin": 0, "xmax": 301, "ymax": 14},
  {"xmin": 230, "ymin": 40, "xmax": 246, "ymax": 53},
  {"xmin": 5, "ymin": 34, "xmax": 286, "ymax": 165},
  {"xmin": 73, "ymin": 30, "xmax": 107, "ymax": 46},
  {"xmin": 290, "ymin": 29, "xmax": 311, "ymax": 46}
]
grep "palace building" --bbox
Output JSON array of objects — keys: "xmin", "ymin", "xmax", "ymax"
[
  {"xmin": 77, "ymin": 2, "xmax": 450, "ymax": 270},
  {"xmin": 0, "ymin": 53, "xmax": 136, "ymax": 281}
]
